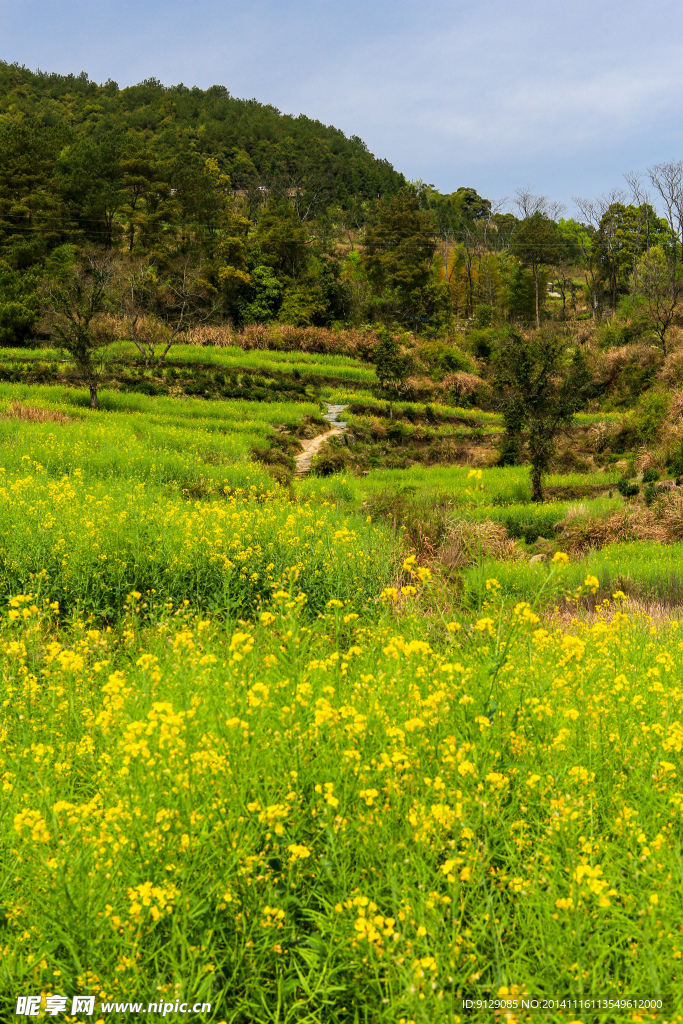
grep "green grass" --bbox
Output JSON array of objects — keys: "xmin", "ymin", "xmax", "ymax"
[
  {"xmin": 463, "ymin": 539, "xmax": 683, "ymax": 607},
  {"xmin": 337, "ymin": 391, "xmax": 502, "ymax": 422},
  {"xmin": 0, "ymin": 383, "xmax": 320, "ymax": 489},
  {"xmin": 344, "ymin": 412, "xmax": 501, "ymax": 440},
  {"xmin": 4, "ymin": 377, "xmax": 683, "ymax": 1020},
  {"xmin": 297, "ymin": 463, "xmax": 621, "ymax": 509},
  {"xmin": 0, "ymin": 381, "xmax": 319, "ymax": 424},
  {"xmin": 0, "ymin": 343, "xmax": 377, "ymax": 383},
  {"xmin": 0, "ymin": 382, "xmax": 394, "ymax": 620},
  {"xmin": 477, "ymin": 495, "xmax": 624, "ymax": 541}
]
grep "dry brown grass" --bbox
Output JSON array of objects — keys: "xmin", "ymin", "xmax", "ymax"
[
  {"xmin": 668, "ymin": 389, "xmax": 683, "ymax": 421},
  {"xmin": 658, "ymin": 350, "xmax": 683, "ymax": 389},
  {"xmin": 586, "ymin": 420, "xmax": 614, "ymax": 453},
  {"xmin": 187, "ymin": 323, "xmax": 381, "ymax": 358},
  {"xmin": 548, "ymin": 597, "xmax": 683, "ymax": 630},
  {"xmin": 635, "ymin": 448, "xmax": 658, "ymax": 474},
  {"xmin": 589, "ymin": 342, "xmax": 663, "ymax": 390},
  {"xmin": 400, "ymin": 375, "xmax": 438, "ymax": 401},
  {"xmin": 3, "ymin": 402, "xmax": 71, "ymax": 424},
  {"xmin": 437, "ymin": 518, "xmax": 520, "ymax": 571},
  {"xmin": 559, "ymin": 492, "xmax": 683, "ymax": 553},
  {"xmin": 658, "ymin": 493, "xmax": 683, "ymax": 539},
  {"xmin": 440, "ymin": 371, "xmax": 484, "ymax": 400},
  {"xmin": 561, "ymin": 508, "xmax": 667, "ymax": 552}
]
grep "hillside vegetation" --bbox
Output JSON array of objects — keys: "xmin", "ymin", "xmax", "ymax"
[{"xmin": 5, "ymin": 62, "xmax": 683, "ymax": 1023}]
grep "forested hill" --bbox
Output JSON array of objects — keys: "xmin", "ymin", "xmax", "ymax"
[{"xmin": 0, "ymin": 62, "xmax": 404, "ymax": 206}]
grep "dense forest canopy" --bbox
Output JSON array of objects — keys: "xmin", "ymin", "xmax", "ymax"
[
  {"xmin": 1, "ymin": 60, "xmax": 683, "ymax": 346},
  {"xmin": 0, "ymin": 62, "xmax": 403, "ymax": 202}
]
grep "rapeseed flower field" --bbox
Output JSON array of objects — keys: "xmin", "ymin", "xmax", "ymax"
[
  {"xmin": 4, "ymin": 590, "xmax": 683, "ymax": 1022},
  {"xmin": 2, "ymin": 392, "xmax": 683, "ymax": 1022}
]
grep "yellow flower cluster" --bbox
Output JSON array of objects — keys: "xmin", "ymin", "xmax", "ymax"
[{"xmin": 1, "ymin": 508, "xmax": 683, "ymax": 1011}]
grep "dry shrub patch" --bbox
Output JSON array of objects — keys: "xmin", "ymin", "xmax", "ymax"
[
  {"xmin": 559, "ymin": 492, "xmax": 683, "ymax": 553},
  {"xmin": 3, "ymin": 401, "xmax": 71, "ymax": 424},
  {"xmin": 188, "ymin": 323, "xmax": 381, "ymax": 358},
  {"xmin": 90, "ymin": 318, "xmax": 388, "ymax": 359},
  {"xmin": 440, "ymin": 371, "xmax": 486, "ymax": 402},
  {"xmin": 658, "ymin": 349, "xmax": 683, "ymax": 389},
  {"xmin": 437, "ymin": 517, "xmax": 520, "ymax": 571},
  {"xmin": 589, "ymin": 342, "xmax": 662, "ymax": 391}
]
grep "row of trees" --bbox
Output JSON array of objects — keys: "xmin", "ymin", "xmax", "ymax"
[
  {"xmin": 5, "ymin": 177, "xmax": 683, "ymax": 351},
  {"xmin": 418, "ymin": 178, "xmax": 682, "ymax": 334}
]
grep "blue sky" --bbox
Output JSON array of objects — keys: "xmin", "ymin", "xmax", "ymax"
[{"xmin": 3, "ymin": 0, "xmax": 683, "ymax": 215}]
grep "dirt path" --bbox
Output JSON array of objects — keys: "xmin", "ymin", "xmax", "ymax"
[{"xmin": 295, "ymin": 403, "xmax": 348, "ymax": 477}]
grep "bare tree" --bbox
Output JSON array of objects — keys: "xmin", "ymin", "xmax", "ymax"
[
  {"xmin": 155, "ymin": 258, "xmax": 216, "ymax": 368},
  {"xmin": 647, "ymin": 161, "xmax": 683, "ymax": 264},
  {"xmin": 44, "ymin": 251, "xmax": 116, "ymax": 410},
  {"xmin": 624, "ymin": 171, "xmax": 652, "ymax": 297},
  {"xmin": 117, "ymin": 258, "xmax": 164, "ymax": 368},
  {"xmin": 118, "ymin": 256, "xmax": 216, "ymax": 369},
  {"xmin": 513, "ymin": 185, "xmax": 565, "ymax": 222},
  {"xmin": 574, "ymin": 189, "xmax": 628, "ymax": 312},
  {"xmin": 573, "ymin": 188, "xmax": 628, "ymax": 232}
]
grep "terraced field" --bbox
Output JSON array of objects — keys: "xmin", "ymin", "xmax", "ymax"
[{"xmin": 2, "ymin": 338, "xmax": 683, "ymax": 1022}]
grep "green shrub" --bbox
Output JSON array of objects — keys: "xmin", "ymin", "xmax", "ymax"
[
  {"xmin": 598, "ymin": 323, "xmax": 624, "ymax": 348},
  {"xmin": 643, "ymin": 482, "xmax": 657, "ymax": 506},
  {"xmin": 617, "ymin": 479, "xmax": 640, "ymax": 499},
  {"xmin": 468, "ymin": 327, "xmax": 496, "ymax": 361},
  {"xmin": 633, "ymin": 392, "xmax": 669, "ymax": 444},
  {"xmin": 667, "ymin": 438, "xmax": 683, "ymax": 478},
  {"xmin": 507, "ymin": 265, "xmax": 540, "ymax": 322},
  {"xmin": 472, "ymin": 303, "xmax": 496, "ymax": 328}
]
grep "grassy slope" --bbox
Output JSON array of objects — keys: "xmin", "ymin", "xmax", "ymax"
[{"xmin": 3, "ymin": 347, "xmax": 683, "ymax": 1019}]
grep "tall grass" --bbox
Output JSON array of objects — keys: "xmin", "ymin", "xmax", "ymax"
[
  {"xmin": 478, "ymin": 495, "xmax": 623, "ymax": 540},
  {"xmin": 0, "ymin": 382, "xmax": 319, "ymax": 425},
  {"xmin": 354, "ymin": 463, "xmax": 621, "ymax": 506},
  {"xmin": 463, "ymin": 539, "xmax": 683, "ymax": 606}
]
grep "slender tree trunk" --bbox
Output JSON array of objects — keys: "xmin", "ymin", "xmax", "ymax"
[
  {"xmin": 466, "ymin": 250, "xmax": 473, "ymax": 318},
  {"xmin": 584, "ymin": 273, "xmax": 595, "ymax": 319},
  {"xmin": 559, "ymin": 284, "xmax": 566, "ymax": 318},
  {"xmin": 534, "ymin": 264, "xmax": 540, "ymax": 329},
  {"xmin": 485, "ymin": 241, "xmax": 492, "ymax": 306},
  {"xmin": 90, "ymin": 385, "xmax": 98, "ymax": 411},
  {"xmin": 660, "ymin": 327, "xmax": 668, "ymax": 359},
  {"xmin": 531, "ymin": 462, "xmax": 543, "ymax": 503}
]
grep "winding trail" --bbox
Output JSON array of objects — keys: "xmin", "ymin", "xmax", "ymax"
[{"xmin": 295, "ymin": 403, "xmax": 348, "ymax": 477}]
